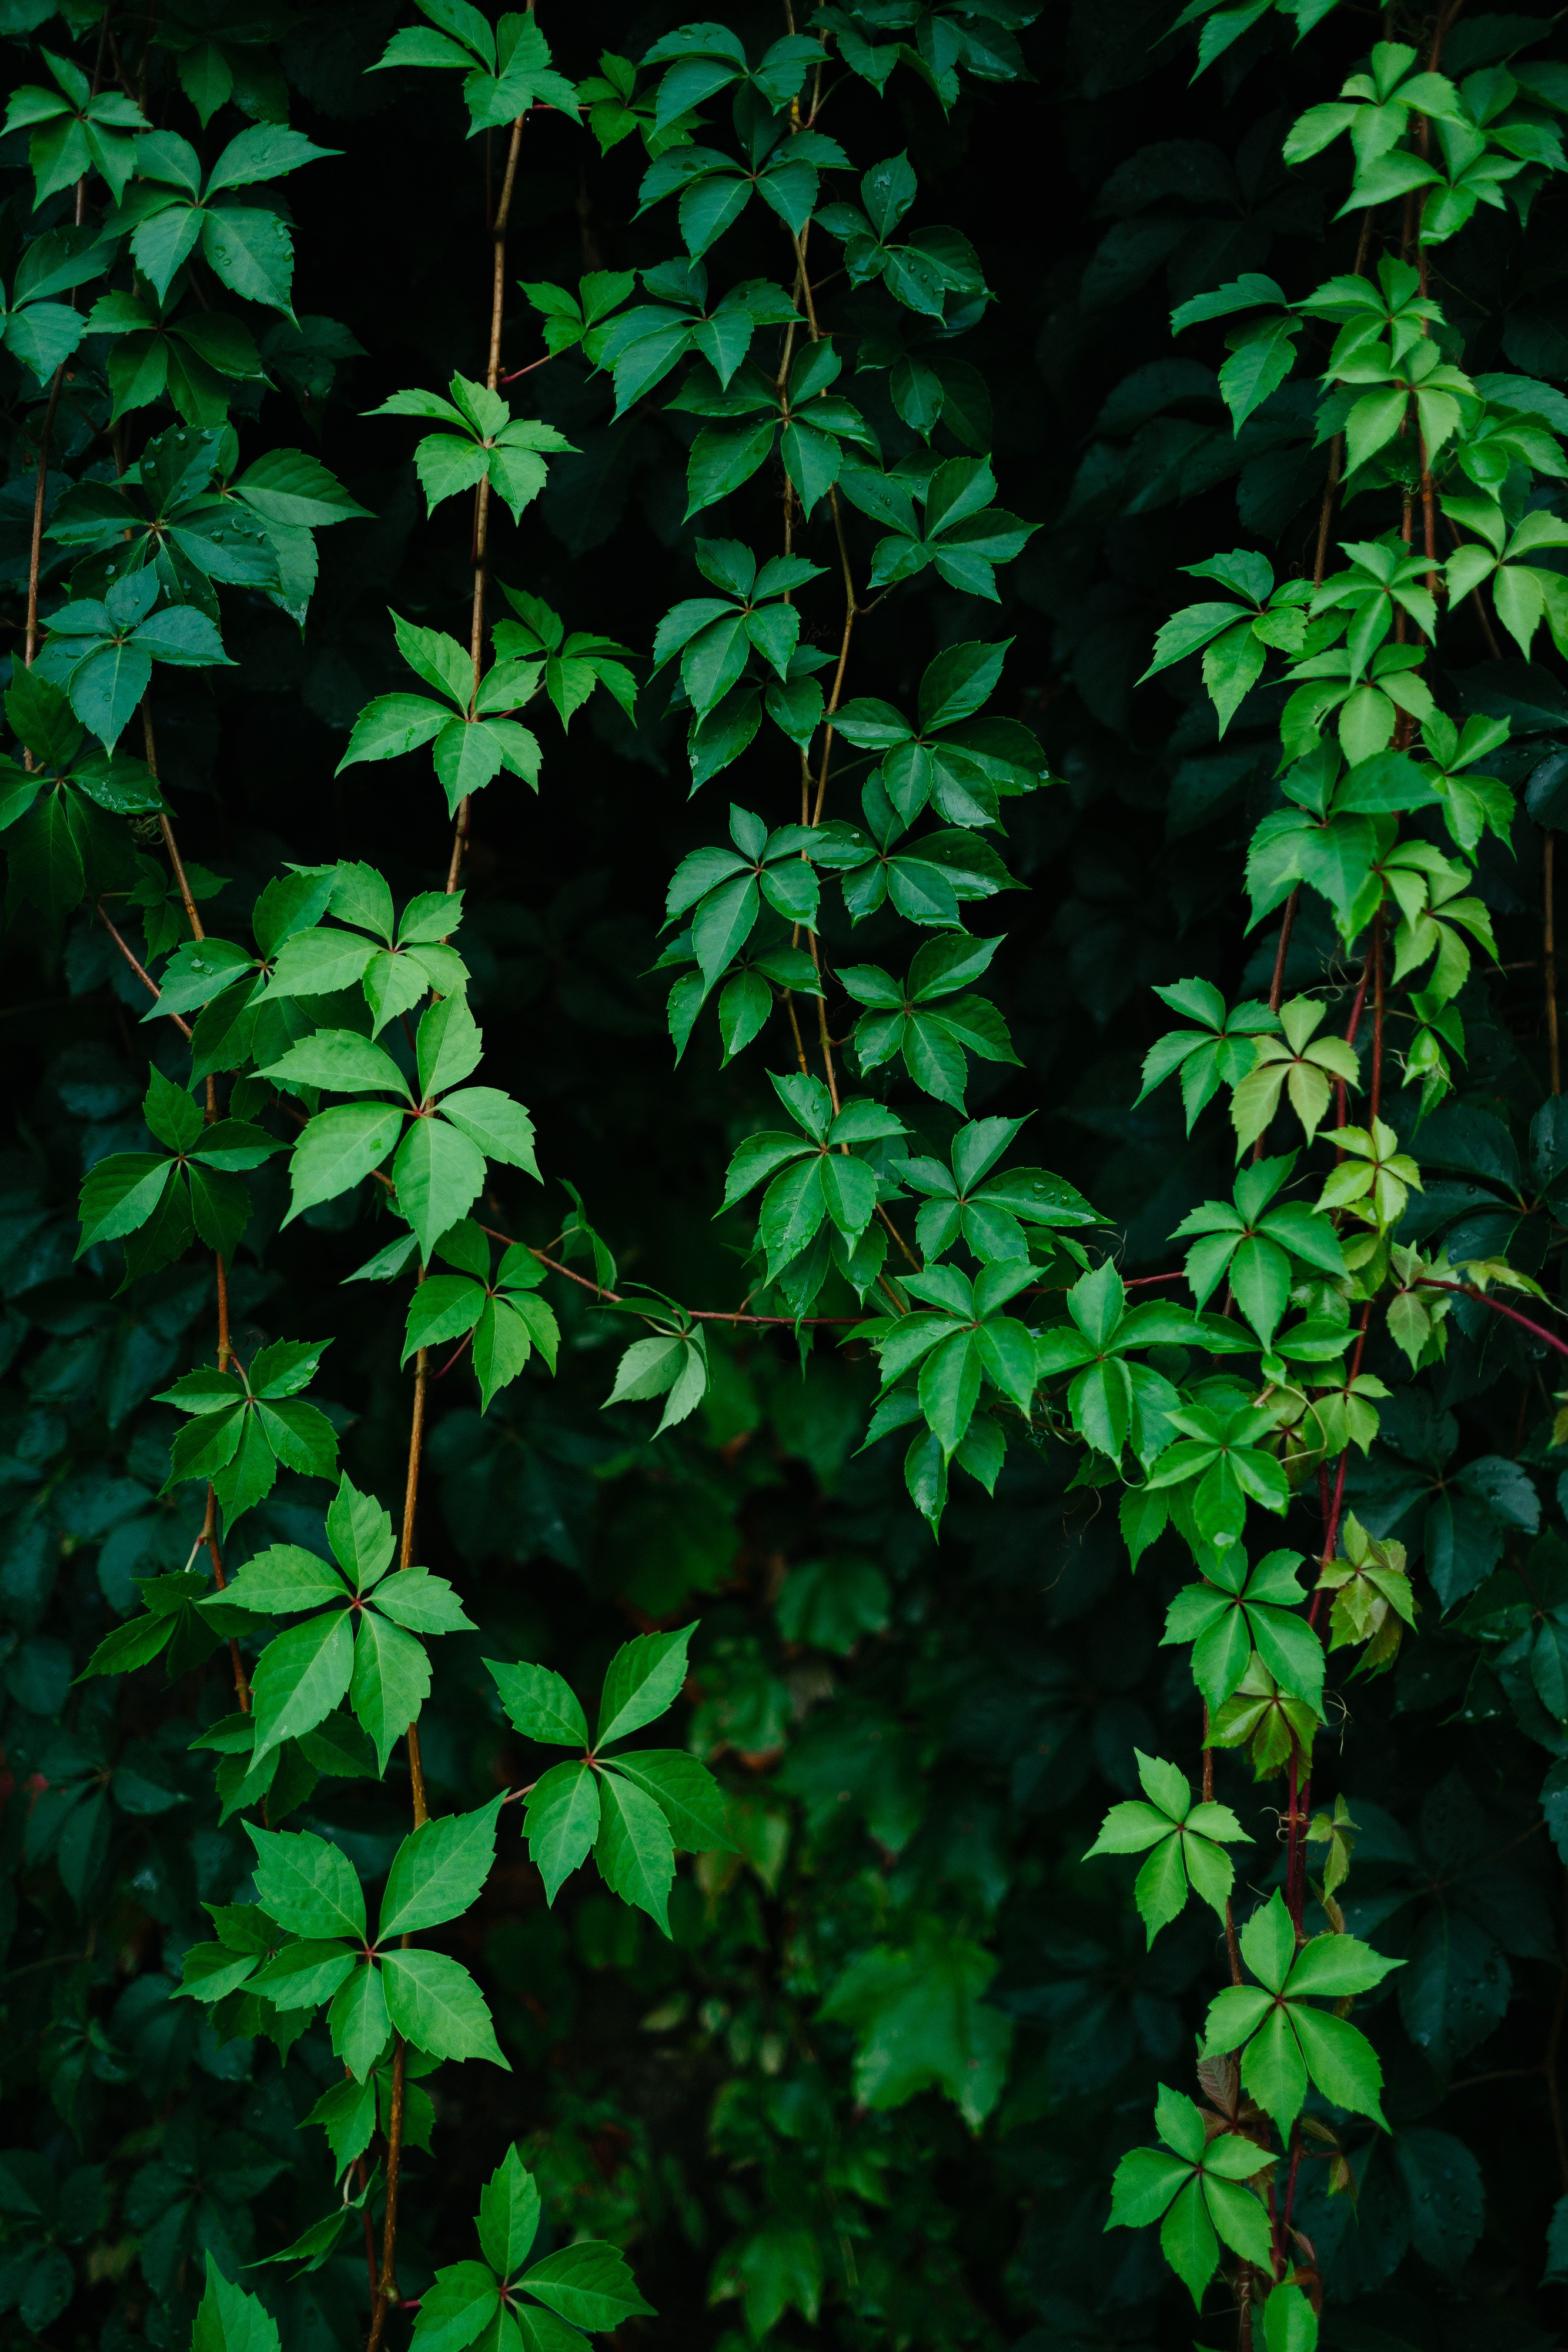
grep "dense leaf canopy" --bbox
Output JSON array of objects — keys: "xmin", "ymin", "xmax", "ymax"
[{"xmin": 1, "ymin": 4, "xmax": 1567, "ymax": 2352}]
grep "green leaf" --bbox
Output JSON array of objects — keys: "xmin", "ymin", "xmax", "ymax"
[
  {"xmin": 381, "ymin": 1947, "xmax": 510, "ymax": 2067},
  {"xmin": 596, "ymin": 1622, "xmax": 696, "ymax": 1746},
  {"xmin": 604, "ymin": 1750, "xmax": 733, "ymax": 1852},
  {"xmin": 370, "ymin": 1567, "xmax": 474, "ymax": 1635},
  {"xmin": 327, "ymin": 1474, "xmax": 396, "ymax": 1585},
  {"xmin": 302, "ymin": 2074, "xmax": 376, "ymax": 2181},
  {"xmin": 284, "ymin": 1101, "xmax": 406, "ymax": 1221},
  {"xmin": 352, "ymin": 1606, "xmax": 432, "ymax": 1773},
  {"xmin": 1108, "ymin": 2143, "xmax": 1189, "ymax": 2230},
  {"xmin": 250, "ymin": 1607, "xmax": 355, "ymax": 1763},
  {"xmin": 262, "ymin": 1028, "xmax": 407, "ymax": 1096},
  {"xmin": 380, "ymin": 1796, "xmax": 504, "ymax": 1937},
  {"xmin": 76, "ymin": 1607, "xmax": 175, "ymax": 1682},
  {"xmin": 329, "ymin": 1957, "xmax": 392, "ymax": 2080},
  {"xmin": 1262, "ymin": 2283, "xmax": 1319, "ymax": 2352},
  {"xmin": 472, "ymin": 1294, "xmax": 550, "ymax": 1409},
  {"xmin": 478, "ymin": 2145, "xmax": 541, "ymax": 2280},
  {"xmin": 248, "ymin": 1939, "xmax": 357, "ymax": 2010},
  {"xmin": 519, "ymin": 2243, "xmax": 655, "ymax": 2331},
  {"xmin": 246, "ymin": 1823, "xmax": 366, "ymax": 1940},
  {"xmin": 487, "ymin": 1659, "xmax": 590, "ymax": 1749},
  {"xmin": 192, "ymin": 2254, "xmax": 281, "ymax": 2352},
  {"xmin": 394, "ymin": 1113, "xmax": 488, "ymax": 1259},
  {"xmin": 78, "ymin": 1154, "xmax": 176, "ymax": 1251},
  {"xmin": 1158, "ymin": 2174, "xmax": 1219, "ymax": 2309},
  {"xmin": 594, "ymin": 1766, "xmax": 676, "ymax": 1933},
  {"xmin": 818, "ymin": 1927, "xmax": 1013, "ymax": 2130},
  {"xmin": 524, "ymin": 1759, "xmax": 601, "ymax": 1901},
  {"xmin": 436, "ymin": 1085, "xmax": 540, "ymax": 1174},
  {"xmin": 412, "ymin": 2264, "xmax": 503, "ymax": 2352},
  {"xmin": 1239, "ymin": 2002, "xmax": 1310, "ymax": 2131},
  {"xmin": 1289, "ymin": 2003, "xmax": 1388, "ymax": 2126}
]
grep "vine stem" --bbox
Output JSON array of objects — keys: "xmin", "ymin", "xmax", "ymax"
[
  {"xmin": 447, "ymin": 108, "xmax": 529, "ymax": 897},
  {"xmin": 783, "ymin": 223, "xmax": 856, "ymax": 1111},
  {"xmin": 77, "ymin": 913, "xmax": 880, "ymax": 1338},
  {"xmin": 132, "ymin": 707, "xmax": 249, "ymax": 1716},
  {"xmin": 1369, "ymin": 910, "xmax": 1385, "ymax": 1125},
  {"xmin": 24, "ymin": 368, "xmax": 66, "ymax": 672},
  {"xmin": 366, "ymin": 1321, "xmax": 431, "ymax": 2352},
  {"xmin": 1333, "ymin": 949, "xmax": 1373, "ymax": 1143},
  {"xmin": 1202, "ymin": 1702, "xmax": 1244, "ymax": 1985},
  {"xmin": 369, "ymin": 2039, "xmax": 408, "ymax": 2349},
  {"xmin": 1252, "ymin": 888, "xmax": 1300, "ymax": 1162},
  {"xmin": 200, "ymin": 1482, "xmax": 250, "ymax": 1712},
  {"xmin": 1415, "ymin": 1279, "xmax": 1568, "ymax": 1361},
  {"xmin": 371, "ymin": 87, "xmax": 531, "ymax": 2326},
  {"xmin": 397, "ymin": 1264, "xmax": 431, "ymax": 1831},
  {"xmin": 1279, "ymin": 2124, "xmax": 1305, "ymax": 2260},
  {"xmin": 1547, "ymin": 832, "xmax": 1560, "ymax": 1096}
]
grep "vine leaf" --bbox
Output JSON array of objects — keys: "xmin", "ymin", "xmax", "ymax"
[
  {"xmin": 1199, "ymin": 1889, "xmax": 1402, "ymax": 2130},
  {"xmin": 1085, "ymin": 1749, "xmax": 1250, "ymax": 1943},
  {"xmin": 1105, "ymin": 2083, "xmax": 1275, "ymax": 2307}
]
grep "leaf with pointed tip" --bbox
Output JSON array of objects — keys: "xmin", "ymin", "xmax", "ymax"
[
  {"xmin": 351, "ymin": 1607, "xmax": 432, "ymax": 1773},
  {"xmin": 329, "ymin": 1959, "xmax": 392, "ymax": 2081},
  {"xmin": 246, "ymin": 1823, "xmax": 366, "ymax": 1940},
  {"xmin": 523, "ymin": 1759, "xmax": 600, "ymax": 1901},
  {"xmin": 519, "ymin": 2242, "xmax": 656, "ymax": 2331},
  {"xmin": 487, "ymin": 1658, "xmax": 590, "ymax": 1749},
  {"xmin": 250, "ymin": 1609, "xmax": 355, "ymax": 1765},
  {"xmin": 380, "ymin": 1796, "xmax": 504, "ymax": 1938},
  {"xmin": 382, "ymin": 1947, "xmax": 510, "ymax": 2067},
  {"xmin": 594, "ymin": 1768, "xmax": 676, "ymax": 1933},
  {"xmin": 478, "ymin": 2145, "xmax": 541, "ymax": 2280},
  {"xmin": 410, "ymin": 2264, "xmax": 502, "ymax": 2352},
  {"xmin": 596, "ymin": 1623, "xmax": 696, "ymax": 1748},
  {"xmin": 604, "ymin": 1751, "xmax": 733, "ymax": 1853}
]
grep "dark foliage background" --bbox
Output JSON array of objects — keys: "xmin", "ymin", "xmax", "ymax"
[{"xmin": 3, "ymin": 2, "xmax": 1568, "ymax": 2350}]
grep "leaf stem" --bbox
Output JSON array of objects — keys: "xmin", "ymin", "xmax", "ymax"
[{"xmin": 24, "ymin": 368, "xmax": 66, "ymax": 673}]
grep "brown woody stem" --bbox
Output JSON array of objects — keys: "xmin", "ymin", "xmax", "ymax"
[{"xmin": 447, "ymin": 109, "xmax": 529, "ymax": 897}]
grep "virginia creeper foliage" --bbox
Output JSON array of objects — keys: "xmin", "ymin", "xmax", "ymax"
[{"xmin": 0, "ymin": 3, "xmax": 1567, "ymax": 2352}]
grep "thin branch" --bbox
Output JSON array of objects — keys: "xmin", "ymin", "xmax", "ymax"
[
  {"xmin": 447, "ymin": 109, "xmax": 529, "ymax": 900},
  {"xmin": 1416, "ymin": 1278, "xmax": 1568, "ymax": 1361},
  {"xmin": 200, "ymin": 1484, "xmax": 250, "ymax": 1713},
  {"xmin": 96, "ymin": 901, "xmax": 193, "ymax": 1037}
]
